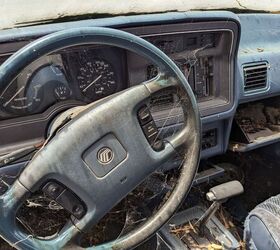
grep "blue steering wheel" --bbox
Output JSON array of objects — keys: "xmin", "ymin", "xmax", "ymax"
[{"xmin": 0, "ymin": 27, "xmax": 201, "ymax": 250}]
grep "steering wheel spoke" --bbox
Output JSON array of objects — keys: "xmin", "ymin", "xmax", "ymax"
[
  {"xmin": 144, "ymin": 71, "xmax": 178, "ymax": 94},
  {"xmin": 144, "ymin": 72, "xmax": 197, "ymax": 151},
  {"xmin": 0, "ymin": 180, "xmax": 80, "ymax": 250}
]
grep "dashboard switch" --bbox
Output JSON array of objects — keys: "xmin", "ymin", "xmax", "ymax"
[
  {"xmin": 138, "ymin": 105, "xmax": 164, "ymax": 151},
  {"xmin": 56, "ymin": 189, "xmax": 86, "ymax": 219},
  {"xmin": 143, "ymin": 120, "xmax": 158, "ymax": 143},
  {"xmin": 42, "ymin": 181, "xmax": 86, "ymax": 219},
  {"xmin": 152, "ymin": 139, "xmax": 165, "ymax": 152},
  {"xmin": 42, "ymin": 181, "xmax": 65, "ymax": 199},
  {"xmin": 138, "ymin": 106, "xmax": 152, "ymax": 125}
]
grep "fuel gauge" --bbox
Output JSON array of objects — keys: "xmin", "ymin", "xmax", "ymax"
[
  {"xmin": 54, "ymin": 85, "xmax": 72, "ymax": 100},
  {"xmin": 0, "ymin": 80, "xmax": 43, "ymax": 115}
]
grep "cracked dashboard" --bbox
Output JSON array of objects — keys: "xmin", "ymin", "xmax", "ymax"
[{"xmin": 0, "ymin": 18, "xmax": 239, "ymax": 156}]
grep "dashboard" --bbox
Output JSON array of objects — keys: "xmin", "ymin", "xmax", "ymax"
[
  {"xmin": 1, "ymin": 10, "xmax": 280, "ymax": 250},
  {"xmin": 0, "ymin": 16, "xmax": 241, "ymax": 158},
  {"xmin": 0, "ymin": 18, "xmax": 239, "ymax": 157},
  {"xmin": 3, "ymin": 11, "xmax": 279, "ymax": 161},
  {"xmin": 0, "ymin": 22, "xmax": 237, "ymax": 120}
]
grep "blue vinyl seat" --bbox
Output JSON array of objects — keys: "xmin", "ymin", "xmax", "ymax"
[{"xmin": 244, "ymin": 195, "xmax": 280, "ymax": 250}]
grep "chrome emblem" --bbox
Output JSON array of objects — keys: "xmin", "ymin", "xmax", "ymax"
[{"xmin": 97, "ymin": 147, "xmax": 114, "ymax": 164}]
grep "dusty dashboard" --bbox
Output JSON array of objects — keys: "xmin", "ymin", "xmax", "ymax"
[
  {"xmin": 0, "ymin": 19, "xmax": 239, "ymax": 155},
  {"xmin": 126, "ymin": 21, "xmax": 238, "ymax": 117},
  {"xmin": 126, "ymin": 21, "xmax": 238, "ymax": 152}
]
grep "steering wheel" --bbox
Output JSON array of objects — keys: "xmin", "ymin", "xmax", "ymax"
[{"xmin": 0, "ymin": 27, "xmax": 201, "ymax": 249}]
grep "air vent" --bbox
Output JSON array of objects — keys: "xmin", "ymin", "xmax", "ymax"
[{"xmin": 243, "ymin": 62, "xmax": 268, "ymax": 91}]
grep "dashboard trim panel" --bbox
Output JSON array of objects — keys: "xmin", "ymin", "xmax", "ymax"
[{"xmin": 125, "ymin": 21, "xmax": 238, "ymax": 117}]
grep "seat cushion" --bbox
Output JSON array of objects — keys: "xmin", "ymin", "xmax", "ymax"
[{"xmin": 244, "ymin": 195, "xmax": 280, "ymax": 250}]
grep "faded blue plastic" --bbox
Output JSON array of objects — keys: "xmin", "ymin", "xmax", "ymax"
[
  {"xmin": 0, "ymin": 11, "xmax": 241, "ymax": 158},
  {"xmin": 1, "ymin": 12, "xmax": 280, "ymax": 157},
  {"xmin": 237, "ymin": 14, "xmax": 280, "ymax": 103}
]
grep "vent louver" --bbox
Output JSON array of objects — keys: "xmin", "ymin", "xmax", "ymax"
[{"xmin": 243, "ymin": 62, "xmax": 268, "ymax": 91}]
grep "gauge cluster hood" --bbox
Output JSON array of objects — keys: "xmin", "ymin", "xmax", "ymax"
[{"xmin": 1, "ymin": 0, "xmax": 279, "ymax": 30}]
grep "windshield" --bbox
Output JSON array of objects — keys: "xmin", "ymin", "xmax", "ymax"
[{"xmin": 1, "ymin": 0, "xmax": 274, "ymax": 30}]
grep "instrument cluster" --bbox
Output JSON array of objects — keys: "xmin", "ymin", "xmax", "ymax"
[{"xmin": 0, "ymin": 46, "xmax": 126, "ymax": 120}]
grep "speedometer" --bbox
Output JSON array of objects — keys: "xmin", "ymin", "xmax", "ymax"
[{"xmin": 77, "ymin": 59, "xmax": 117, "ymax": 100}]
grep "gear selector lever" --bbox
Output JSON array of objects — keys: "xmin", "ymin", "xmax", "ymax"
[{"xmin": 197, "ymin": 180, "xmax": 244, "ymax": 236}]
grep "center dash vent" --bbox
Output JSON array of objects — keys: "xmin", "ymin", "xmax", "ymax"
[{"xmin": 243, "ymin": 62, "xmax": 268, "ymax": 91}]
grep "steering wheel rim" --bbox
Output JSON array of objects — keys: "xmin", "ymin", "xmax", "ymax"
[{"xmin": 0, "ymin": 27, "xmax": 201, "ymax": 249}]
